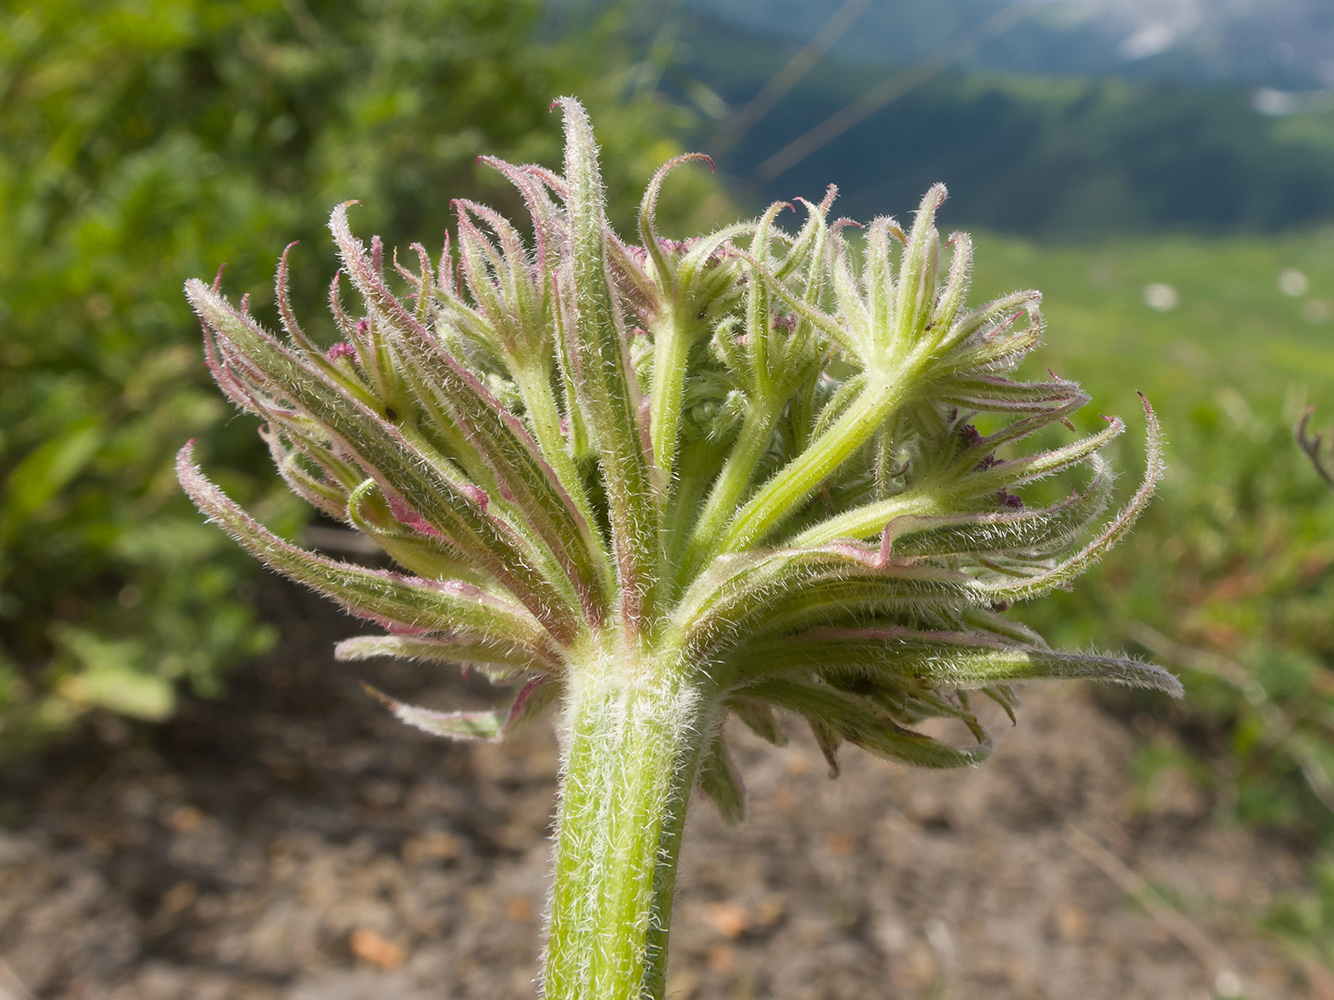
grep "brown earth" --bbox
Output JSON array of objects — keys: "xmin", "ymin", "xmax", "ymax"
[{"xmin": 0, "ymin": 580, "xmax": 1320, "ymax": 1000}]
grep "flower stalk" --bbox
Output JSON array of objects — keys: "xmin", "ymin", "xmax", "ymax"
[
  {"xmin": 179, "ymin": 97, "xmax": 1181, "ymax": 999},
  {"xmin": 546, "ymin": 643, "xmax": 711, "ymax": 999}
]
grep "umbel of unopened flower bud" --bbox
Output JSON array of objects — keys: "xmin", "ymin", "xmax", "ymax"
[{"xmin": 179, "ymin": 97, "xmax": 1179, "ymax": 999}]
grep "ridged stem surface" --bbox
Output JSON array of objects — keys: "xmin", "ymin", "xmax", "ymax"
[{"xmin": 545, "ymin": 644, "xmax": 711, "ymax": 1000}]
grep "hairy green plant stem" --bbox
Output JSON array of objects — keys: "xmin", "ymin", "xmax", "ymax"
[
  {"xmin": 676, "ymin": 398, "xmax": 779, "ymax": 585},
  {"xmin": 648, "ymin": 307, "xmax": 696, "ymax": 490},
  {"xmin": 718, "ymin": 371, "xmax": 911, "ymax": 555},
  {"xmin": 545, "ymin": 639, "xmax": 714, "ymax": 1000}
]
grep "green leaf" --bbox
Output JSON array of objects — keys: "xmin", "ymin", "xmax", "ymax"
[
  {"xmin": 949, "ymin": 419, "xmax": 1124, "ymax": 503},
  {"xmin": 1, "ymin": 421, "xmax": 101, "ymax": 542},
  {"xmin": 363, "ymin": 684, "xmax": 506, "ymax": 741},
  {"xmin": 727, "ymin": 696, "xmax": 787, "ymax": 747},
  {"xmin": 503, "ymin": 676, "xmax": 562, "ymax": 735},
  {"xmin": 51, "ymin": 625, "xmax": 175, "ymax": 721},
  {"xmin": 741, "ymin": 677, "xmax": 992, "ymax": 769},
  {"xmin": 934, "ymin": 289, "xmax": 1042, "ymax": 360},
  {"xmin": 364, "ymin": 675, "xmax": 561, "ymax": 742},
  {"xmin": 676, "ymin": 546, "xmax": 977, "ymax": 660},
  {"xmin": 178, "ymin": 444, "xmax": 560, "ymax": 661},
  {"xmin": 334, "ymin": 633, "xmax": 555, "ymax": 678},
  {"xmin": 696, "ymin": 727, "xmax": 745, "ymax": 823},
  {"xmin": 733, "ymin": 627, "xmax": 1181, "ymax": 697},
  {"xmin": 910, "ymin": 647, "xmax": 1182, "ymax": 696}
]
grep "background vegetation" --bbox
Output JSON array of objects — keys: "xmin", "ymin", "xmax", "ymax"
[
  {"xmin": 0, "ymin": 0, "xmax": 726, "ymax": 755},
  {"xmin": 968, "ymin": 231, "xmax": 1334, "ymax": 972},
  {"xmin": 9, "ymin": 0, "xmax": 1334, "ymax": 977}
]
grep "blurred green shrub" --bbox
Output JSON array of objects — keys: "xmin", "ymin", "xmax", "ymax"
[
  {"xmin": 1031, "ymin": 393, "xmax": 1334, "ymax": 836},
  {"xmin": 0, "ymin": 0, "xmax": 726, "ymax": 756},
  {"xmin": 1021, "ymin": 393, "xmax": 1334, "ymax": 969},
  {"xmin": 958, "ymin": 229, "xmax": 1334, "ymax": 971}
]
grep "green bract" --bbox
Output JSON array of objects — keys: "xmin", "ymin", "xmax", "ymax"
[{"xmin": 180, "ymin": 98, "xmax": 1180, "ymax": 999}]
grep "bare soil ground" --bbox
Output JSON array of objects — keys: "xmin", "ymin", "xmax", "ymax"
[{"xmin": 0, "ymin": 581, "xmax": 1319, "ymax": 999}]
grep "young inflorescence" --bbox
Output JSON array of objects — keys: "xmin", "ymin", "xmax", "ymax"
[
  {"xmin": 180, "ymin": 97, "xmax": 1179, "ymax": 799},
  {"xmin": 179, "ymin": 98, "xmax": 1179, "ymax": 994}
]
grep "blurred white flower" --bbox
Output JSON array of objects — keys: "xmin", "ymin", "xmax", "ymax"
[
  {"xmin": 1280, "ymin": 268, "xmax": 1310, "ymax": 297},
  {"xmin": 1143, "ymin": 283, "xmax": 1179, "ymax": 311}
]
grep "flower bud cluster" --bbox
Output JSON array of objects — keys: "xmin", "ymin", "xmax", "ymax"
[{"xmin": 180, "ymin": 98, "xmax": 1179, "ymax": 816}]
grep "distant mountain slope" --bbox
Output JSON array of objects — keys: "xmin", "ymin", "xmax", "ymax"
[
  {"xmin": 683, "ymin": 0, "xmax": 1334, "ymax": 90},
  {"xmin": 668, "ymin": 15, "xmax": 1334, "ymax": 235}
]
